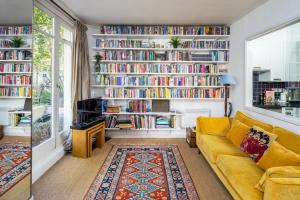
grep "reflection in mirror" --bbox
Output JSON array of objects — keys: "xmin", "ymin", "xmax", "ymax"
[
  {"xmin": 247, "ymin": 20, "xmax": 300, "ymax": 119},
  {"xmin": 0, "ymin": 0, "xmax": 32, "ymax": 199}
]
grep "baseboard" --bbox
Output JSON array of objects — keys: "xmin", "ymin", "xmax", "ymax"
[{"xmin": 32, "ymin": 146, "xmax": 65, "ymax": 183}]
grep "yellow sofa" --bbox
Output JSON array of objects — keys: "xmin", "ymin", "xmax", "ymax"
[{"xmin": 196, "ymin": 111, "xmax": 300, "ymax": 200}]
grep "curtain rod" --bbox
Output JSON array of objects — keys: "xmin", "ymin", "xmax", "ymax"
[{"xmin": 50, "ymin": 0, "xmax": 76, "ymax": 22}]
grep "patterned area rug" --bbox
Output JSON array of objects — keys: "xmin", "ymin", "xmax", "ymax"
[
  {"xmin": 85, "ymin": 145, "xmax": 199, "ymax": 200},
  {"xmin": 0, "ymin": 143, "xmax": 31, "ymax": 196}
]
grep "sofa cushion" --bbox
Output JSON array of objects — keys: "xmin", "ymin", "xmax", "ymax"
[
  {"xmin": 198, "ymin": 117, "xmax": 230, "ymax": 136},
  {"xmin": 257, "ymin": 141, "xmax": 300, "ymax": 170},
  {"xmin": 226, "ymin": 120, "xmax": 250, "ymax": 147},
  {"xmin": 240, "ymin": 126, "xmax": 277, "ymax": 162},
  {"xmin": 216, "ymin": 155, "xmax": 264, "ymax": 200},
  {"xmin": 199, "ymin": 134, "xmax": 247, "ymax": 163},
  {"xmin": 234, "ymin": 111, "xmax": 273, "ymax": 132},
  {"xmin": 273, "ymin": 127, "xmax": 300, "ymax": 154}
]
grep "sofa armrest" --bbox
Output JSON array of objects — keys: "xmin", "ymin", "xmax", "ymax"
[
  {"xmin": 196, "ymin": 116, "xmax": 230, "ymax": 137},
  {"xmin": 264, "ymin": 178, "xmax": 300, "ymax": 200}
]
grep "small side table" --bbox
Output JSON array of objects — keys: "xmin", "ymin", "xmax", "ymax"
[{"xmin": 186, "ymin": 127, "xmax": 196, "ymax": 148}]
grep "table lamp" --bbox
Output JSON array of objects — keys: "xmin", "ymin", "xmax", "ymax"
[{"xmin": 220, "ymin": 74, "xmax": 236, "ymax": 117}]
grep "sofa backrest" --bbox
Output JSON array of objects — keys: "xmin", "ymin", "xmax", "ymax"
[
  {"xmin": 273, "ymin": 127, "xmax": 300, "ymax": 154},
  {"xmin": 234, "ymin": 111, "xmax": 273, "ymax": 132}
]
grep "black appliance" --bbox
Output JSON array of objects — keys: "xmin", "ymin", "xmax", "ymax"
[{"xmin": 71, "ymin": 98, "xmax": 105, "ymax": 130}]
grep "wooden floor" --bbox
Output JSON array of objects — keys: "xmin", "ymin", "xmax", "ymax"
[
  {"xmin": 33, "ymin": 138, "xmax": 232, "ymax": 200},
  {"xmin": 0, "ymin": 136, "xmax": 31, "ymax": 200}
]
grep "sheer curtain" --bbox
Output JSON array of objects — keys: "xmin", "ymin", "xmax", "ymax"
[{"xmin": 71, "ymin": 21, "xmax": 90, "ymax": 122}]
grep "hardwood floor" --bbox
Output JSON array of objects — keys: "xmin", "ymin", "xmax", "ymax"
[
  {"xmin": 0, "ymin": 136, "xmax": 31, "ymax": 200},
  {"xmin": 33, "ymin": 138, "xmax": 232, "ymax": 200}
]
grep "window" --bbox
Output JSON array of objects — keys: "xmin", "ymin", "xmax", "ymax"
[
  {"xmin": 32, "ymin": 7, "xmax": 54, "ymax": 146},
  {"xmin": 246, "ymin": 20, "xmax": 300, "ymax": 120},
  {"xmin": 32, "ymin": 6, "xmax": 73, "ymax": 146}
]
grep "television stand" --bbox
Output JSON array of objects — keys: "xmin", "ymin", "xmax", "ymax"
[{"xmin": 72, "ymin": 120, "xmax": 105, "ymax": 158}]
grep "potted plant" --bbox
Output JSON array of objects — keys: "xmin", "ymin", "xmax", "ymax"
[
  {"xmin": 94, "ymin": 53, "xmax": 103, "ymax": 72},
  {"xmin": 169, "ymin": 37, "xmax": 181, "ymax": 48},
  {"xmin": 10, "ymin": 36, "xmax": 26, "ymax": 48}
]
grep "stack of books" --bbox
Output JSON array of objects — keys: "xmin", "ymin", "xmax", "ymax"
[
  {"xmin": 18, "ymin": 116, "xmax": 31, "ymax": 127},
  {"xmin": 155, "ymin": 116, "xmax": 170, "ymax": 128},
  {"xmin": 106, "ymin": 105, "xmax": 121, "ymax": 113},
  {"xmin": 118, "ymin": 119, "xmax": 132, "ymax": 129}
]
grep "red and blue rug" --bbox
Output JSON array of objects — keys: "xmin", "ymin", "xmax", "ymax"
[
  {"xmin": 85, "ymin": 145, "xmax": 199, "ymax": 200},
  {"xmin": 0, "ymin": 143, "xmax": 31, "ymax": 196}
]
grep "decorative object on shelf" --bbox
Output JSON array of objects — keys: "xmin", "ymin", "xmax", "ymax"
[
  {"xmin": 10, "ymin": 36, "xmax": 25, "ymax": 48},
  {"xmin": 94, "ymin": 52, "xmax": 102, "ymax": 72},
  {"xmin": 169, "ymin": 36, "xmax": 181, "ymax": 48},
  {"xmin": 84, "ymin": 145, "xmax": 199, "ymax": 200},
  {"xmin": 220, "ymin": 74, "xmax": 236, "ymax": 117}
]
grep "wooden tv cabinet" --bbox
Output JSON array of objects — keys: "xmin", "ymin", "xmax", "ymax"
[{"xmin": 72, "ymin": 121, "xmax": 105, "ymax": 158}]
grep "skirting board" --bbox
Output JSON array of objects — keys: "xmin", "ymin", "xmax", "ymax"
[
  {"xmin": 106, "ymin": 130, "xmax": 186, "ymax": 138},
  {"xmin": 32, "ymin": 146, "xmax": 65, "ymax": 183}
]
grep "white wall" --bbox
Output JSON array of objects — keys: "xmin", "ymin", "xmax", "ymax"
[{"xmin": 230, "ymin": 0, "xmax": 300, "ymax": 133}]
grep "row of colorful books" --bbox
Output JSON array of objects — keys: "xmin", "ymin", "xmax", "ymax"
[
  {"xmin": 0, "ymin": 39, "xmax": 31, "ymax": 48},
  {"xmin": 127, "ymin": 100, "xmax": 151, "ymax": 113},
  {"xmin": 95, "ymin": 39, "xmax": 229, "ymax": 49},
  {"xmin": 0, "ymin": 75, "xmax": 31, "ymax": 85},
  {"xmin": 95, "ymin": 63, "xmax": 227, "ymax": 74},
  {"xmin": 99, "ymin": 25, "xmax": 230, "ymax": 35},
  {"xmin": 10, "ymin": 113, "xmax": 31, "ymax": 127},
  {"xmin": 97, "ymin": 50, "xmax": 229, "ymax": 62},
  {"xmin": 104, "ymin": 88, "xmax": 224, "ymax": 99},
  {"xmin": 96, "ymin": 75, "xmax": 221, "ymax": 86},
  {"xmin": 0, "ymin": 26, "xmax": 32, "ymax": 35},
  {"xmin": 105, "ymin": 115, "xmax": 176, "ymax": 129},
  {"xmin": 181, "ymin": 40, "xmax": 229, "ymax": 49},
  {"xmin": 0, "ymin": 63, "xmax": 31, "ymax": 73},
  {"xmin": 0, "ymin": 87, "xmax": 31, "ymax": 97},
  {"xmin": 0, "ymin": 50, "xmax": 32, "ymax": 60}
]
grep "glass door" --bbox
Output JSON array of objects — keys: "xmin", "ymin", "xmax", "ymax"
[
  {"xmin": 32, "ymin": 5, "xmax": 73, "ymax": 181},
  {"xmin": 32, "ymin": 6, "xmax": 54, "ymax": 147}
]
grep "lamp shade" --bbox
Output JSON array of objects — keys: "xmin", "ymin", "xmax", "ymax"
[{"xmin": 220, "ymin": 74, "xmax": 236, "ymax": 85}]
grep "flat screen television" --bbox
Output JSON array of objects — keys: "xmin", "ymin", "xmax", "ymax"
[{"xmin": 77, "ymin": 98, "xmax": 102, "ymax": 124}]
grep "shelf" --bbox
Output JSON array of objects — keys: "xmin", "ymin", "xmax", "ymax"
[
  {"xmin": 0, "ymin": 72, "xmax": 31, "ymax": 74},
  {"xmin": 0, "ymin": 84, "xmax": 31, "ymax": 87},
  {"xmin": 6, "ymin": 126, "xmax": 31, "ymax": 129},
  {"xmin": 0, "ymin": 96, "xmax": 31, "ymax": 98},
  {"xmin": 101, "ymin": 97, "xmax": 224, "ymax": 100},
  {"xmin": 105, "ymin": 128, "xmax": 180, "ymax": 131},
  {"xmin": 0, "ymin": 47, "xmax": 32, "ymax": 50},
  {"xmin": 103, "ymin": 112, "xmax": 182, "ymax": 116},
  {"xmin": 91, "ymin": 85, "xmax": 224, "ymax": 88},
  {"xmin": 0, "ymin": 60, "xmax": 32, "ymax": 63},
  {"xmin": 92, "ymin": 34, "xmax": 230, "ymax": 40},
  {"xmin": 92, "ymin": 72, "xmax": 223, "ymax": 76},
  {"xmin": 92, "ymin": 60, "xmax": 229, "ymax": 64},
  {"xmin": 8, "ymin": 110, "xmax": 31, "ymax": 114},
  {"xmin": 0, "ymin": 34, "xmax": 32, "ymax": 37},
  {"xmin": 93, "ymin": 47, "xmax": 229, "ymax": 51}
]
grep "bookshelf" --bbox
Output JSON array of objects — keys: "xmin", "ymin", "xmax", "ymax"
[
  {"xmin": 90, "ymin": 25, "xmax": 230, "ymax": 134},
  {"xmin": 0, "ymin": 25, "xmax": 32, "ymax": 99}
]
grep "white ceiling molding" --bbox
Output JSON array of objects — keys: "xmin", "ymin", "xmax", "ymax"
[{"xmin": 58, "ymin": 0, "xmax": 267, "ymax": 25}]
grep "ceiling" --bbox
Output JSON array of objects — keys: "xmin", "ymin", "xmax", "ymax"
[
  {"xmin": 0, "ymin": 0, "xmax": 33, "ymax": 25},
  {"xmin": 59, "ymin": 0, "xmax": 267, "ymax": 25}
]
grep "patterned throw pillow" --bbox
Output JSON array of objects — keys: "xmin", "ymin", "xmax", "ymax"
[{"xmin": 240, "ymin": 126, "xmax": 277, "ymax": 162}]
